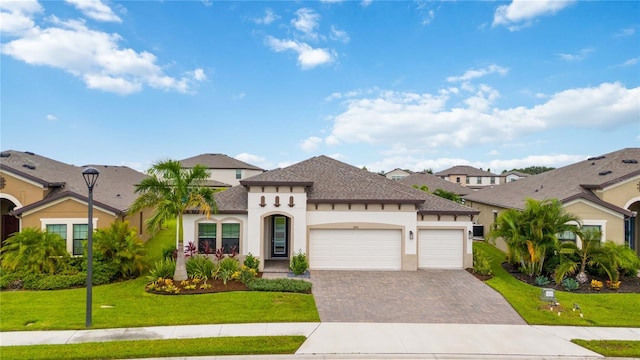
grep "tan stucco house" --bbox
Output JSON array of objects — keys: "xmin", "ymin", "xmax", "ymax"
[
  {"xmin": 179, "ymin": 153, "xmax": 265, "ymax": 188},
  {"xmin": 435, "ymin": 165, "xmax": 501, "ymax": 189},
  {"xmin": 464, "ymin": 148, "xmax": 640, "ymax": 255},
  {"xmin": 0, "ymin": 150, "xmax": 151, "ymax": 253},
  {"xmin": 182, "ymin": 155, "xmax": 479, "ymax": 271},
  {"xmin": 385, "ymin": 168, "xmax": 413, "ymax": 181},
  {"xmin": 398, "ymin": 172, "xmax": 471, "ymax": 197}
]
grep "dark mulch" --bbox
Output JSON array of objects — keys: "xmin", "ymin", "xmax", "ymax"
[
  {"xmin": 146, "ymin": 278, "xmax": 250, "ymax": 295},
  {"xmin": 500, "ymin": 262, "xmax": 640, "ymax": 294},
  {"xmin": 466, "ymin": 265, "xmax": 640, "ymax": 294}
]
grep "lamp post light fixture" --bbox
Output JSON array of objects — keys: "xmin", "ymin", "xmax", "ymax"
[{"xmin": 82, "ymin": 167, "xmax": 99, "ymax": 327}]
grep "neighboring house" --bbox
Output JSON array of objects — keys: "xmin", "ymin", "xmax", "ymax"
[
  {"xmin": 0, "ymin": 150, "xmax": 151, "ymax": 253},
  {"xmin": 435, "ymin": 165, "xmax": 501, "ymax": 189},
  {"xmin": 503, "ymin": 170, "xmax": 529, "ymax": 183},
  {"xmin": 397, "ymin": 172, "xmax": 471, "ymax": 197},
  {"xmin": 385, "ymin": 168, "xmax": 413, "ymax": 181},
  {"xmin": 464, "ymin": 148, "xmax": 640, "ymax": 256},
  {"xmin": 179, "ymin": 153, "xmax": 265, "ymax": 187},
  {"xmin": 182, "ymin": 155, "xmax": 479, "ymax": 271}
]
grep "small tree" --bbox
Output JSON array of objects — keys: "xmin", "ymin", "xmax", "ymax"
[
  {"xmin": 93, "ymin": 220, "xmax": 147, "ymax": 279},
  {"xmin": 555, "ymin": 227, "xmax": 602, "ymax": 284},
  {"xmin": 0, "ymin": 228, "xmax": 69, "ymax": 274}
]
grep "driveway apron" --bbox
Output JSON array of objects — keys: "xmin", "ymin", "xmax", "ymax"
[{"xmin": 309, "ymin": 270, "xmax": 526, "ymax": 324}]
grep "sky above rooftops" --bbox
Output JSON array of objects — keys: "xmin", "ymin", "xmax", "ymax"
[{"xmin": 1, "ymin": 0, "xmax": 638, "ymax": 174}]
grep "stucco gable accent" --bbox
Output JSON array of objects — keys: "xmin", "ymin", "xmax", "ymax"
[
  {"xmin": 563, "ymin": 197, "xmax": 627, "ymax": 219},
  {"xmin": 14, "ymin": 191, "xmax": 119, "ymax": 217}
]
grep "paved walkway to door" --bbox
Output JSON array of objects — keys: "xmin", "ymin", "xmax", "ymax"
[{"xmin": 310, "ymin": 270, "xmax": 526, "ymax": 324}]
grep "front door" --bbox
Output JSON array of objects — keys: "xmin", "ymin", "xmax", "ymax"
[{"xmin": 271, "ymin": 216, "xmax": 289, "ymax": 258}]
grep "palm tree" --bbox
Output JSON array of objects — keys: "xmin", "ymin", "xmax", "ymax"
[
  {"xmin": 489, "ymin": 198, "xmax": 580, "ymax": 277},
  {"xmin": 0, "ymin": 228, "xmax": 69, "ymax": 274},
  {"xmin": 93, "ymin": 220, "xmax": 147, "ymax": 279},
  {"xmin": 129, "ymin": 160, "xmax": 216, "ymax": 281},
  {"xmin": 556, "ymin": 227, "xmax": 602, "ymax": 284}
]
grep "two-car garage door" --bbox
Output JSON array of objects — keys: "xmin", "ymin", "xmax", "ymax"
[
  {"xmin": 418, "ymin": 229, "xmax": 463, "ymax": 269},
  {"xmin": 309, "ymin": 229, "xmax": 401, "ymax": 270}
]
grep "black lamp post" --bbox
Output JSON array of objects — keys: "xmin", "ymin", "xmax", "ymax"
[{"xmin": 82, "ymin": 167, "xmax": 99, "ymax": 327}]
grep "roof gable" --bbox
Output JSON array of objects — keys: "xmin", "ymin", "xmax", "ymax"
[
  {"xmin": 179, "ymin": 153, "xmax": 264, "ymax": 171},
  {"xmin": 435, "ymin": 165, "xmax": 498, "ymax": 177}
]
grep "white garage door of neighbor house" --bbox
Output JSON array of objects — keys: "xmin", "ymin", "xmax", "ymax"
[
  {"xmin": 309, "ymin": 229, "xmax": 402, "ymax": 270},
  {"xmin": 418, "ymin": 229, "xmax": 463, "ymax": 269}
]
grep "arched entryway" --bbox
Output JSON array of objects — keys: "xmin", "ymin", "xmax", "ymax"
[
  {"xmin": 625, "ymin": 199, "xmax": 640, "ymax": 256},
  {"xmin": 0, "ymin": 195, "xmax": 21, "ymax": 245},
  {"xmin": 263, "ymin": 214, "xmax": 292, "ymax": 259}
]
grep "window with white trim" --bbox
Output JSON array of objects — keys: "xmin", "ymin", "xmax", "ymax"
[
  {"xmin": 198, "ymin": 223, "xmax": 216, "ymax": 254},
  {"xmin": 222, "ymin": 223, "xmax": 240, "ymax": 254},
  {"xmin": 73, "ymin": 224, "xmax": 88, "ymax": 256},
  {"xmin": 235, "ymin": 169, "xmax": 242, "ymax": 179},
  {"xmin": 46, "ymin": 224, "xmax": 67, "ymax": 242}
]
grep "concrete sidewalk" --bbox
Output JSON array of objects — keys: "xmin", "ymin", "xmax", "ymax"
[{"xmin": 1, "ymin": 323, "xmax": 638, "ymax": 359}]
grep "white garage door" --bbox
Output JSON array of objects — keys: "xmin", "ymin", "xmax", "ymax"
[
  {"xmin": 309, "ymin": 229, "xmax": 401, "ymax": 270},
  {"xmin": 418, "ymin": 229, "xmax": 463, "ymax": 269}
]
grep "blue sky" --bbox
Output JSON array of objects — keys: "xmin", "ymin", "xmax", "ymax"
[{"xmin": 1, "ymin": 0, "xmax": 638, "ymax": 174}]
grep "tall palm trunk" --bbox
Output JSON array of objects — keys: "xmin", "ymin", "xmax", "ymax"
[{"xmin": 174, "ymin": 215, "xmax": 188, "ymax": 281}]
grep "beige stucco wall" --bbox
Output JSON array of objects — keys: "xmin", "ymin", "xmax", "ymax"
[
  {"xmin": 1, "ymin": 171, "xmax": 46, "ymax": 207},
  {"xmin": 598, "ymin": 175, "xmax": 640, "ymax": 209},
  {"xmin": 208, "ymin": 169, "xmax": 264, "ymax": 187},
  {"xmin": 21, "ymin": 198, "xmax": 116, "ymax": 230},
  {"xmin": 564, "ymin": 200, "xmax": 625, "ymax": 244}
]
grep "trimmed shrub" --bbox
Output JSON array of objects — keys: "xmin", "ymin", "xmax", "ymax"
[
  {"xmin": 243, "ymin": 253, "xmax": 260, "ymax": 272},
  {"xmin": 472, "ymin": 247, "xmax": 493, "ymax": 276},
  {"xmin": 289, "ymin": 250, "xmax": 309, "ymax": 275},
  {"xmin": 24, "ymin": 273, "xmax": 86, "ymax": 290},
  {"xmin": 218, "ymin": 257, "xmax": 240, "ymax": 285},
  {"xmin": 248, "ymin": 278, "xmax": 312, "ymax": 293}
]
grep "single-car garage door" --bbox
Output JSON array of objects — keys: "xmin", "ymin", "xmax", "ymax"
[
  {"xmin": 418, "ymin": 229, "xmax": 463, "ymax": 269},
  {"xmin": 309, "ymin": 229, "xmax": 401, "ymax": 270}
]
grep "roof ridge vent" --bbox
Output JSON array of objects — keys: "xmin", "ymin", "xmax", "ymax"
[
  {"xmin": 22, "ymin": 164, "xmax": 36, "ymax": 170},
  {"xmin": 587, "ymin": 155, "xmax": 605, "ymax": 161},
  {"xmin": 598, "ymin": 170, "xmax": 612, "ymax": 176},
  {"xmin": 622, "ymin": 159, "xmax": 638, "ymax": 164},
  {"xmin": 24, "ymin": 151, "xmax": 35, "ymax": 155},
  {"xmin": 0, "ymin": 152, "xmax": 10, "ymax": 158}
]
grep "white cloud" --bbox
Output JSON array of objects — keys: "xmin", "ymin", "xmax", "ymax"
[
  {"xmin": 235, "ymin": 153, "xmax": 273, "ymax": 169},
  {"xmin": 493, "ymin": 0, "xmax": 574, "ymax": 31},
  {"xmin": 65, "ymin": 0, "xmax": 122, "ymax": 23},
  {"xmin": 322, "ymin": 82, "xmax": 638, "ymax": 157},
  {"xmin": 266, "ymin": 36, "xmax": 335, "ymax": 69},
  {"xmin": 232, "ymin": 92, "xmax": 246, "ymax": 100},
  {"xmin": 618, "ymin": 57, "xmax": 639, "ymax": 67},
  {"xmin": 614, "ymin": 26, "xmax": 636, "ymax": 38},
  {"xmin": 46, "ymin": 114, "xmax": 57, "ymax": 121},
  {"xmin": 1, "ymin": 14, "xmax": 205, "ymax": 95},
  {"xmin": 253, "ymin": 9, "xmax": 278, "ymax": 25},
  {"xmin": 446, "ymin": 64, "xmax": 508, "ymax": 83},
  {"xmin": 0, "ymin": 0, "xmax": 43, "ymax": 36},
  {"xmin": 557, "ymin": 48, "xmax": 594, "ymax": 62},
  {"xmin": 292, "ymin": 8, "xmax": 320, "ymax": 39},
  {"xmin": 300, "ymin": 136, "xmax": 323, "ymax": 152},
  {"xmin": 361, "ymin": 0, "xmax": 373, "ymax": 7},
  {"xmin": 330, "ymin": 25, "xmax": 350, "ymax": 43},
  {"xmin": 201, "ymin": 0, "xmax": 213, "ymax": 7}
]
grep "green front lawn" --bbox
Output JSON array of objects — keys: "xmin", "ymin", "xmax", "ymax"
[
  {"xmin": 2, "ymin": 336, "xmax": 306, "ymax": 360},
  {"xmin": 0, "ymin": 220, "xmax": 319, "ymax": 331},
  {"xmin": 572, "ymin": 340, "xmax": 640, "ymax": 358},
  {"xmin": 475, "ymin": 242, "xmax": 640, "ymax": 327},
  {"xmin": 0, "ymin": 276, "xmax": 319, "ymax": 331}
]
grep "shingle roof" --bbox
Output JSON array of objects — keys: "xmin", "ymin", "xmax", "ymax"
[
  {"xmin": 397, "ymin": 173, "xmax": 470, "ymax": 196},
  {"xmin": 464, "ymin": 148, "xmax": 639, "ymax": 215},
  {"xmin": 216, "ymin": 155, "xmax": 478, "ymax": 215},
  {"xmin": 1, "ymin": 150, "xmax": 146, "ymax": 215},
  {"xmin": 435, "ymin": 165, "xmax": 498, "ymax": 177},
  {"xmin": 179, "ymin": 153, "xmax": 264, "ymax": 171}
]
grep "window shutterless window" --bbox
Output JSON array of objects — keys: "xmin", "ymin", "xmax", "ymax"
[
  {"xmin": 198, "ymin": 223, "xmax": 216, "ymax": 254},
  {"xmin": 476, "ymin": 177, "xmax": 482, "ymax": 184},
  {"xmin": 222, "ymin": 223, "xmax": 240, "ymax": 254},
  {"xmin": 73, "ymin": 224, "xmax": 88, "ymax": 256},
  {"xmin": 557, "ymin": 230, "xmax": 576, "ymax": 242},
  {"xmin": 46, "ymin": 224, "xmax": 67, "ymax": 241},
  {"xmin": 235, "ymin": 169, "xmax": 242, "ymax": 179}
]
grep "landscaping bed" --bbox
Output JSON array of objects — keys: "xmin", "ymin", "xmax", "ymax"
[{"xmin": 500, "ymin": 262, "xmax": 640, "ymax": 294}]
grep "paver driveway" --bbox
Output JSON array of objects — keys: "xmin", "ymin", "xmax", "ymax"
[{"xmin": 310, "ymin": 269, "xmax": 526, "ymax": 324}]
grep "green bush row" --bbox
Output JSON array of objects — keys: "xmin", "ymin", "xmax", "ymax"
[{"xmin": 247, "ymin": 278, "xmax": 312, "ymax": 294}]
